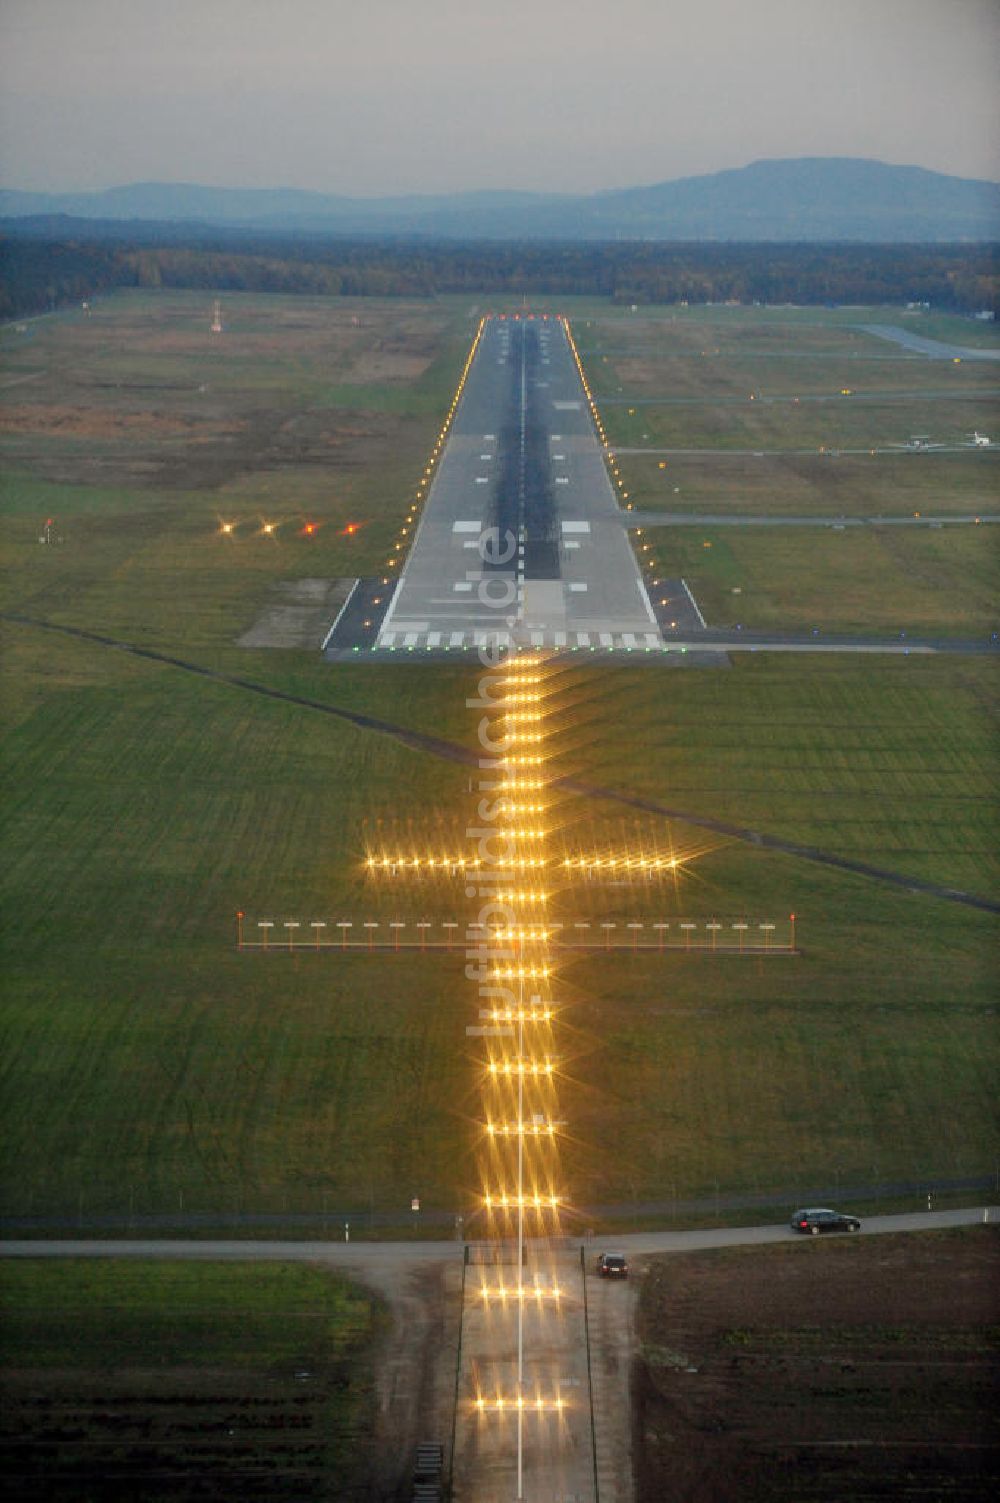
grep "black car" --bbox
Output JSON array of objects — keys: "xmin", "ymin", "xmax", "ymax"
[
  {"xmin": 596, "ymin": 1252, "xmax": 629, "ymax": 1278},
  {"xmin": 790, "ymin": 1207, "xmax": 861, "ymax": 1235}
]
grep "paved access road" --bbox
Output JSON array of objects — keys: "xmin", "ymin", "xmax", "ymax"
[
  {"xmin": 2, "ymin": 1206, "xmax": 990, "ymax": 1266},
  {"xmin": 369, "ymin": 315, "xmax": 663, "ymax": 655}
]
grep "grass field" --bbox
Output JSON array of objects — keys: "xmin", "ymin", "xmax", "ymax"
[
  {"xmin": 601, "ymin": 395, "xmax": 997, "ymax": 453},
  {"xmin": 639, "ymin": 524, "xmax": 997, "ymax": 634},
  {"xmin": 615, "ymin": 450, "xmax": 997, "ymax": 518},
  {"xmin": 1, "ymin": 291, "xmax": 997, "ymax": 1227},
  {"xmin": 0, "ymin": 1258, "xmax": 380, "ymax": 1499},
  {"xmin": 574, "ymin": 306, "xmax": 999, "ymax": 537},
  {"xmin": 575, "ymin": 303, "xmax": 999, "ymax": 635}
]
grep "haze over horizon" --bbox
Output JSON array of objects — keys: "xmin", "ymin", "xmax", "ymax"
[{"xmin": 1, "ymin": 0, "xmax": 998, "ymax": 199}]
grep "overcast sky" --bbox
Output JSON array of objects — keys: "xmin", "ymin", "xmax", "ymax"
[{"xmin": 1, "ymin": 0, "xmax": 997, "ymax": 195}]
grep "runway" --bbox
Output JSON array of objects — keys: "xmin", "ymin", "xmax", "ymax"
[
  {"xmin": 319, "ymin": 314, "xmax": 998, "ymax": 663},
  {"xmin": 327, "ymin": 315, "xmax": 664, "ymax": 656}
]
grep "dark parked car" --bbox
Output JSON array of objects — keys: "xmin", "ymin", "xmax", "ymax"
[
  {"xmin": 790, "ymin": 1208, "xmax": 861, "ymax": 1235},
  {"xmin": 596, "ymin": 1252, "xmax": 629, "ymax": 1278}
]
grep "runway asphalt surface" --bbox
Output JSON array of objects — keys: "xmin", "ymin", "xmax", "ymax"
[{"xmin": 325, "ymin": 315, "xmax": 665, "ymax": 658}]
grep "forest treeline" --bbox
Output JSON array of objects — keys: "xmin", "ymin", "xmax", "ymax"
[{"xmin": 1, "ymin": 226, "xmax": 996, "ymax": 320}]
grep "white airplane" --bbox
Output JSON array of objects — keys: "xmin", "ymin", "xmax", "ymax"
[{"xmin": 967, "ymin": 431, "xmax": 993, "ymax": 447}]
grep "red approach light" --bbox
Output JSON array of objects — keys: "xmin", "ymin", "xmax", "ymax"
[
  {"xmin": 340, "ymin": 520, "xmax": 365, "ymax": 537},
  {"xmin": 302, "ymin": 521, "xmax": 318, "ymax": 536}
]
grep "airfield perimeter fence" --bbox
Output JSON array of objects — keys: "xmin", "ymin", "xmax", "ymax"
[{"xmin": 4, "ymin": 1170, "xmax": 997, "ymax": 1238}]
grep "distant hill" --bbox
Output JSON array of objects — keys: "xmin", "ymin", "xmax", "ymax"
[{"xmin": 2, "ymin": 159, "xmax": 998, "ymax": 242}]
